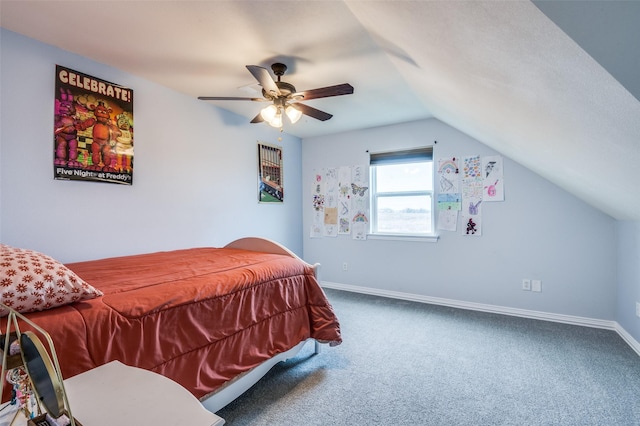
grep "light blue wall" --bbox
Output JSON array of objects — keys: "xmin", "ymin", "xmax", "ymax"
[
  {"xmin": 302, "ymin": 119, "xmax": 619, "ymax": 321},
  {"xmin": 617, "ymin": 221, "xmax": 640, "ymax": 339},
  {"xmin": 0, "ymin": 29, "xmax": 303, "ymax": 262},
  {"xmin": 3, "ymin": 29, "xmax": 637, "ymax": 345}
]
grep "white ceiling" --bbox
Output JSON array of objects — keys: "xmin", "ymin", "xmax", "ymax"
[{"xmin": 1, "ymin": 1, "xmax": 639, "ymax": 221}]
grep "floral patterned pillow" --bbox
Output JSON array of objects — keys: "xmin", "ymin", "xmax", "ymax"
[{"xmin": 0, "ymin": 244, "xmax": 103, "ymax": 316}]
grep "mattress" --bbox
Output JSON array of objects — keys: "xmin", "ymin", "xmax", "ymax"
[{"xmin": 2, "ymin": 247, "xmax": 341, "ymax": 399}]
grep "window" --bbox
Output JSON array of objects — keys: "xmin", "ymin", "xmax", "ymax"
[{"xmin": 369, "ymin": 147, "xmax": 434, "ymax": 237}]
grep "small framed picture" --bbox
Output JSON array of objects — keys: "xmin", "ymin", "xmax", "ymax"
[{"xmin": 257, "ymin": 142, "xmax": 283, "ymax": 203}]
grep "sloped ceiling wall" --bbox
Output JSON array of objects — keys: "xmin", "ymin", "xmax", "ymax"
[
  {"xmin": 534, "ymin": 0, "xmax": 640, "ymax": 103},
  {"xmin": 345, "ymin": 1, "xmax": 640, "ymax": 221},
  {"xmin": 1, "ymin": 1, "xmax": 639, "ymax": 220}
]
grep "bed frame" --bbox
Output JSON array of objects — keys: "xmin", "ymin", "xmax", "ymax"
[{"xmin": 200, "ymin": 237, "xmax": 324, "ymax": 413}]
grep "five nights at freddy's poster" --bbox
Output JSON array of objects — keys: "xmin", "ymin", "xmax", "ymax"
[{"xmin": 54, "ymin": 65, "xmax": 134, "ymax": 185}]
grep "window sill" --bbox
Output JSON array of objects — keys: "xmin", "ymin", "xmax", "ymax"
[{"xmin": 367, "ymin": 233, "xmax": 439, "ymax": 243}]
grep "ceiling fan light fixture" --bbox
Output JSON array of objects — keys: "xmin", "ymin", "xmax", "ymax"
[
  {"xmin": 199, "ymin": 63, "xmax": 354, "ymax": 126},
  {"xmin": 285, "ymin": 105, "xmax": 302, "ymax": 124},
  {"xmin": 269, "ymin": 111, "xmax": 283, "ymax": 128},
  {"xmin": 260, "ymin": 104, "xmax": 278, "ymax": 122}
]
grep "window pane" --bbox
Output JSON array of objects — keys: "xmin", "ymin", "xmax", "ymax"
[
  {"xmin": 376, "ymin": 163, "xmax": 433, "ymax": 192},
  {"xmin": 376, "ymin": 195, "xmax": 432, "ymax": 234}
]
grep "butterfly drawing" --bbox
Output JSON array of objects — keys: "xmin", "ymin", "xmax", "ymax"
[{"xmin": 351, "ymin": 183, "xmax": 368, "ymax": 197}]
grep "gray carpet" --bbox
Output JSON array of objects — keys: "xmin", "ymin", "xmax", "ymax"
[{"xmin": 216, "ymin": 288, "xmax": 640, "ymax": 425}]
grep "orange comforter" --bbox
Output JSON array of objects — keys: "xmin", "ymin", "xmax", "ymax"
[{"xmin": 4, "ymin": 247, "xmax": 341, "ymax": 399}]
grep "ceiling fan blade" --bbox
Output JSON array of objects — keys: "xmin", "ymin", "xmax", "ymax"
[
  {"xmin": 198, "ymin": 96, "xmax": 267, "ymax": 101},
  {"xmin": 293, "ymin": 83, "xmax": 354, "ymax": 101},
  {"xmin": 246, "ymin": 65, "xmax": 281, "ymax": 98},
  {"xmin": 293, "ymin": 103, "xmax": 333, "ymax": 121},
  {"xmin": 250, "ymin": 113, "xmax": 264, "ymax": 124}
]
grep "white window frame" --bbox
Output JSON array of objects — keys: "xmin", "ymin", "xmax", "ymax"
[{"xmin": 369, "ymin": 147, "xmax": 438, "ymax": 242}]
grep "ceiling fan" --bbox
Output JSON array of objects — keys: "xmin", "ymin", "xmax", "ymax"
[{"xmin": 198, "ymin": 63, "xmax": 354, "ymax": 128}]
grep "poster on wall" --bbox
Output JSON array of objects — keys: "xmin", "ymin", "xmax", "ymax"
[
  {"xmin": 435, "ymin": 154, "xmax": 505, "ymax": 236},
  {"xmin": 350, "ymin": 165, "xmax": 369, "ymax": 240},
  {"xmin": 436, "ymin": 157, "xmax": 460, "ymax": 232},
  {"xmin": 54, "ymin": 65, "xmax": 134, "ymax": 185},
  {"xmin": 338, "ymin": 166, "xmax": 352, "ymax": 235},
  {"xmin": 482, "ymin": 155, "xmax": 504, "ymax": 201},
  {"xmin": 311, "ymin": 169, "xmax": 325, "ymax": 238},
  {"xmin": 437, "ymin": 157, "xmax": 460, "ymax": 194},
  {"xmin": 323, "ymin": 168, "xmax": 339, "ymax": 236},
  {"xmin": 438, "ymin": 209, "xmax": 458, "ymax": 232},
  {"xmin": 461, "ymin": 155, "xmax": 483, "ymax": 236},
  {"xmin": 309, "ymin": 165, "xmax": 369, "ymax": 240},
  {"xmin": 258, "ymin": 142, "xmax": 284, "ymax": 203}
]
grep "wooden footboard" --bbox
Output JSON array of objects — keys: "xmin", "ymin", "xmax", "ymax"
[
  {"xmin": 224, "ymin": 237, "xmax": 299, "ymax": 258},
  {"xmin": 224, "ymin": 237, "xmax": 321, "ymax": 281}
]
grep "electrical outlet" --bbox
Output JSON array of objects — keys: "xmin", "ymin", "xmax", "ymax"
[
  {"xmin": 522, "ymin": 279, "xmax": 531, "ymax": 291},
  {"xmin": 636, "ymin": 302, "xmax": 640, "ymax": 318},
  {"xmin": 532, "ymin": 280, "xmax": 542, "ymax": 292},
  {"xmin": 342, "ymin": 262, "xmax": 348, "ymax": 271}
]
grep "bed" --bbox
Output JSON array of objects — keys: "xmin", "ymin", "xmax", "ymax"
[{"xmin": 0, "ymin": 237, "xmax": 342, "ymax": 413}]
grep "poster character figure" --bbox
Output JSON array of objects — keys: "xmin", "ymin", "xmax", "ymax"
[
  {"xmin": 486, "ymin": 180, "xmax": 499, "ymax": 197},
  {"xmin": 114, "ymin": 112, "xmax": 134, "ymax": 172},
  {"xmin": 54, "ymin": 88, "xmax": 95, "ymax": 167},
  {"xmin": 485, "ymin": 161, "xmax": 496, "ymax": 178},
  {"xmin": 466, "ymin": 218, "xmax": 477, "ymax": 235},
  {"xmin": 468, "ymin": 200, "xmax": 482, "ymax": 215},
  {"xmin": 88, "ymin": 100, "xmax": 118, "ymax": 171}
]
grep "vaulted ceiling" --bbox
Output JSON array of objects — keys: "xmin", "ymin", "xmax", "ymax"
[{"xmin": 1, "ymin": 1, "xmax": 639, "ymax": 220}]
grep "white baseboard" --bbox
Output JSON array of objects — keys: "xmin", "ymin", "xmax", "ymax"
[
  {"xmin": 615, "ymin": 323, "xmax": 640, "ymax": 357},
  {"xmin": 321, "ymin": 281, "xmax": 640, "ymax": 357}
]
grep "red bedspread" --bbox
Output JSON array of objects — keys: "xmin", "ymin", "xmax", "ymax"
[{"xmin": 3, "ymin": 247, "xmax": 341, "ymax": 399}]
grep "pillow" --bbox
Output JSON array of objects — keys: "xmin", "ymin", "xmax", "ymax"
[{"xmin": 0, "ymin": 244, "xmax": 103, "ymax": 317}]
